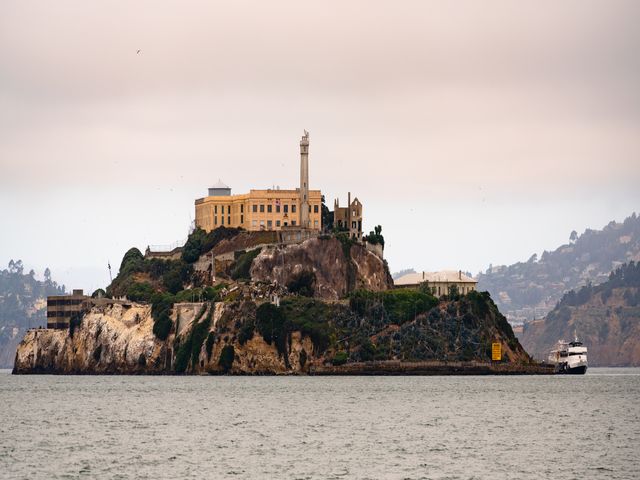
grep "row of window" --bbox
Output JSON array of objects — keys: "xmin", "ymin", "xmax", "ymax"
[
  {"xmin": 47, "ymin": 310, "xmax": 79, "ymax": 317},
  {"xmin": 213, "ymin": 204, "xmax": 320, "ymax": 215},
  {"xmin": 47, "ymin": 299, "xmax": 83, "ymax": 306}
]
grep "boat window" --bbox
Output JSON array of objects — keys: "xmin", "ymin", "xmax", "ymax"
[{"xmin": 569, "ymin": 352, "xmax": 584, "ymax": 356}]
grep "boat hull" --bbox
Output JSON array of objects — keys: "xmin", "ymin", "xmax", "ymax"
[{"xmin": 555, "ymin": 364, "xmax": 587, "ymax": 375}]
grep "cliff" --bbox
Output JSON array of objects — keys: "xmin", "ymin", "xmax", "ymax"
[
  {"xmin": 518, "ymin": 262, "xmax": 640, "ymax": 366},
  {"xmin": 14, "ymin": 289, "xmax": 533, "ymax": 375},
  {"xmin": 250, "ymin": 236, "xmax": 393, "ymax": 299}
]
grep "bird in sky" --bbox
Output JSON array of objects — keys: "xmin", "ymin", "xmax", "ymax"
[{"xmin": 136, "ymin": 49, "xmax": 141, "ymax": 54}]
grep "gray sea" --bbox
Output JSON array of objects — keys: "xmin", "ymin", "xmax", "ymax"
[{"xmin": 0, "ymin": 368, "xmax": 639, "ymax": 480}]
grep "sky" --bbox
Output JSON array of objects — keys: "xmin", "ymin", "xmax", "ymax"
[{"xmin": 1, "ymin": 0, "xmax": 639, "ymax": 292}]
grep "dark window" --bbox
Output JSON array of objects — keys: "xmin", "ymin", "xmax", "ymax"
[
  {"xmin": 276, "ymin": 205, "xmax": 281, "ymax": 213},
  {"xmin": 314, "ymin": 205, "xmax": 319, "ymax": 213},
  {"xmin": 284, "ymin": 205, "xmax": 289, "ymax": 213},
  {"xmin": 253, "ymin": 205, "xmax": 258, "ymax": 213},
  {"xmin": 292, "ymin": 220, "xmax": 296, "ymax": 226},
  {"xmin": 267, "ymin": 220, "xmax": 272, "ymax": 228},
  {"xmin": 292, "ymin": 205, "xmax": 297, "ymax": 213},
  {"xmin": 267, "ymin": 205, "xmax": 272, "ymax": 213},
  {"xmin": 240, "ymin": 215, "xmax": 244, "ymax": 224},
  {"xmin": 221, "ymin": 216, "xmax": 224, "ymax": 225},
  {"xmin": 241, "ymin": 204, "xmax": 244, "ymax": 213},
  {"xmin": 260, "ymin": 205, "xmax": 265, "ymax": 213},
  {"xmin": 276, "ymin": 220, "xmax": 281, "ymax": 227},
  {"xmin": 214, "ymin": 205, "xmax": 217, "ymax": 214},
  {"xmin": 228, "ymin": 216, "xmax": 231, "ymax": 225}
]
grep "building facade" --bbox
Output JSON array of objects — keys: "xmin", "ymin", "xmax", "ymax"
[
  {"xmin": 195, "ymin": 132, "xmax": 322, "ymax": 233},
  {"xmin": 46, "ymin": 289, "xmax": 89, "ymax": 329},
  {"xmin": 394, "ymin": 270, "xmax": 477, "ymax": 297},
  {"xmin": 334, "ymin": 192, "xmax": 363, "ymax": 240}
]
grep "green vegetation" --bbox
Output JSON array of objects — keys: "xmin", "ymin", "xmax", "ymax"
[
  {"xmin": 218, "ymin": 344, "xmax": 235, "ymax": 372},
  {"xmin": 230, "ymin": 248, "xmax": 261, "ymax": 280},
  {"xmin": 91, "ymin": 288, "xmax": 106, "ymax": 298},
  {"xmin": 332, "ymin": 351, "xmax": 348, "ymax": 366},
  {"xmin": 364, "ymin": 225, "xmax": 385, "ymax": 248},
  {"xmin": 182, "ymin": 226, "xmax": 243, "ymax": 263},
  {"xmin": 174, "ymin": 304, "xmax": 211, "ymax": 373},
  {"xmin": 349, "ymin": 288, "xmax": 438, "ymax": 325}
]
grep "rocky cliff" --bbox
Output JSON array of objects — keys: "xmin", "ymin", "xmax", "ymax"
[
  {"xmin": 14, "ymin": 289, "xmax": 533, "ymax": 375},
  {"xmin": 250, "ymin": 236, "xmax": 393, "ymax": 299}
]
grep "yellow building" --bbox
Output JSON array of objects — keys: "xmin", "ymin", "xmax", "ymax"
[
  {"xmin": 195, "ymin": 132, "xmax": 322, "ymax": 233},
  {"xmin": 394, "ymin": 270, "xmax": 478, "ymax": 297}
]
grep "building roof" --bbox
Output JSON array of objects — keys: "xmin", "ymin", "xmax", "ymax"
[
  {"xmin": 211, "ymin": 179, "xmax": 230, "ymax": 189},
  {"xmin": 395, "ymin": 270, "xmax": 477, "ymax": 286}
]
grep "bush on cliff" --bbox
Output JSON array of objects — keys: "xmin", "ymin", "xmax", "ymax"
[
  {"xmin": 231, "ymin": 248, "xmax": 261, "ymax": 281},
  {"xmin": 256, "ymin": 302, "xmax": 287, "ymax": 354},
  {"xmin": 174, "ymin": 304, "xmax": 211, "ymax": 373},
  {"xmin": 182, "ymin": 226, "xmax": 243, "ymax": 264},
  {"xmin": 219, "ymin": 344, "xmax": 235, "ymax": 372},
  {"xmin": 151, "ymin": 292, "xmax": 174, "ymax": 340},
  {"xmin": 126, "ymin": 282, "xmax": 155, "ymax": 302},
  {"xmin": 349, "ymin": 289, "xmax": 437, "ymax": 325}
]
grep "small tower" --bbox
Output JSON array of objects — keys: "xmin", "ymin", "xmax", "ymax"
[{"xmin": 299, "ymin": 130, "xmax": 310, "ymax": 228}]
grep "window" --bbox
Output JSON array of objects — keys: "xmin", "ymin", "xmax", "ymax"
[
  {"xmin": 240, "ymin": 204, "xmax": 244, "ymax": 213},
  {"xmin": 267, "ymin": 205, "xmax": 272, "ymax": 213},
  {"xmin": 309, "ymin": 205, "xmax": 311, "ymax": 213},
  {"xmin": 267, "ymin": 220, "xmax": 272, "ymax": 229},
  {"xmin": 260, "ymin": 205, "xmax": 265, "ymax": 213},
  {"xmin": 214, "ymin": 205, "xmax": 217, "ymax": 214},
  {"xmin": 284, "ymin": 205, "xmax": 289, "ymax": 213},
  {"xmin": 240, "ymin": 215, "xmax": 244, "ymax": 224},
  {"xmin": 352, "ymin": 221, "xmax": 356, "ymax": 229},
  {"xmin": 227, "ymin": 206, "xmax": 231, "ymax": 214},
  {"xmin": 252, "ymin": 220, "xmax": 257, "ymax": 227},
  {"xmin": 214, "ymin": 216, "xmax": 217, "ymax": 225},
  {"xmin": 314, "ymin": 220, "xmax": 318, "ymax": 228},
  {"xmin": 276, "ymin": 205, "xmax": 281, "ymax": 213},
  {"xmin": 276, "ymin": 220, "xmax": 281, "ymax": 227},
  {"xmin": 292, "ymin": 220, "xmax": 296, "ymax": 226},
  {"xmin": 353, "ymin": 210, "xmax": 356, "ymax": 217},
  {"xmin": 253, "ymin": 205, "xmax": 257, "ymax": 213},
  {"xmin": 292, "ymin": 205, "xmax": 297, "ymax": 213},
  {"xmin": 228, "ymin": 216, "xmax": 230, "ymax": 225},
  {"xmin": 221, "ymin": 216, "xmax": 224, "ymax": 225},
  {"xmin": 284, "ymin": 221, "xmax": 288, "ymax": 226},
  {"xmin": 314, "ymin": 205, "xmax": 319, "ymax": 213}
]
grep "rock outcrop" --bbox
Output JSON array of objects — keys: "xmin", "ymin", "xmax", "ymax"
[{"xmin": 250, "ymin": 237, "xmax": 393, "ymax": 299}]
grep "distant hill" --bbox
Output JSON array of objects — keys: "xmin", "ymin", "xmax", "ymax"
[
  {"xmin": 0, "ymin": 260, "xmax": 65, "ymax": 367},
  {"xmin": 518, "ymin": 262, "xmax": 640, "ymax": 366},
  {"xmin": 477, "ymin": 212, "xmax": 640, "ymax": 322}
]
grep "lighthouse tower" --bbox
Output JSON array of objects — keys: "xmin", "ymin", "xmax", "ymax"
[{"xmin": 299, "ymin": 130, "xmax": 310, "ymax": 228}]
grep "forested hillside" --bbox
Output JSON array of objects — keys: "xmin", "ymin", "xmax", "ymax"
[
  {"xmin": 519, "ymin": 262, "xmax": 640, "ymax": 366},
  {"xmin": 0, "ymin": 260, "xmax": 65, "ymax": 367},
  {"xmin": 477, "ymin": 212, "xmax": 640, "ymax": 322}
]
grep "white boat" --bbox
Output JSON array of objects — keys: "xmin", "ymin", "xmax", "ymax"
[{"xmin": 548, "ymin": 334, "xmax": 588, "ymax": 374}]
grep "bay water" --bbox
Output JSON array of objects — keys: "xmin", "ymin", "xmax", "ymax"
[{"xmin": 1, "ymin": 368, "xmax": 638, "ymax": 479}]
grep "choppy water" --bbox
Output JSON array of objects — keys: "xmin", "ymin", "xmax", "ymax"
[{"xmin": 1, "ymin": 368, "xmax": 639, "ymax": 480}]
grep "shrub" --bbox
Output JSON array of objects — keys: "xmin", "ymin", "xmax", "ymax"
[
  {"xmin": 256, "ymin": 303, "xmax": 287, "ymax": 354},
  {"xmin": 332, "ymin": 351, "xmax": 348, "ymax": 366},
  {"xmin": 91, "ymin": 288, "xmax": 106, "ymax": 299},
  {"xmin": 206, "ymin": 332, "xmax": 216, "ymax": 360},
  {"xmin": 219, "ymin": 344, "xmax": 235, "ymax": 372},
  {"xmin": 126, "ymin": 282, "xmax": 155, "ymax": 302},
  {"xmin": 238, "ymin": 319, "xmax": 255, "ymax": 345},
  {"xmin": 231, "ymin": 248, "xmax": 261, "ymax": 280},
  {"xmin": 299, "ymin": 348, "xmax": 307, "ymax": 368}
]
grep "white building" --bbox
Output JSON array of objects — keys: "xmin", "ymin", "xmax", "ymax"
[{"xmin": 394, "ymin": 270, "xmax": 477, "ymax": 297}]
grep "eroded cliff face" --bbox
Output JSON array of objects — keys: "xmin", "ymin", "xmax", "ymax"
[
  {"xmin": 13, "ymin": 303, "xmax": 167, "ymax": 374},
  {"xmin": 250, "ymin": 237, "xmax": 392, "ymax": 299},
  {"xmin": 13, "ymin": 301, "xmax": 319, "ymax": 375}
]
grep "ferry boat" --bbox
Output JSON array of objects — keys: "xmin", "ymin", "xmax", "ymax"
[{"xmin": 548, "ymin": 334, "xmax": 587, "ymax": 374}]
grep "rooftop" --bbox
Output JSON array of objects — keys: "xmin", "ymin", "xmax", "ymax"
[{"xmin": 395, "ymin": 270, "xmax": 477, "ymax": 286}]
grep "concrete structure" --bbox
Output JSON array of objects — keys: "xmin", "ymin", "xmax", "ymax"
[
  {"xmin": 195, "ymin": 132, "xmax": 321, "ymax": 233},
  {"xmin": 334, "ymin": 192, "xmax": 363, "ymax": 240},
  {"xmin": 46, "ymin": 289, "xmax": 89, "ymax": 329},
  {"xmin": 394, "ymin": 270, "xmax": 478, "ymax": 297}
]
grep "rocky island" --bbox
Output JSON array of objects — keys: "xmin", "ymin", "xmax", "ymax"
[{"xmin": 13, "ymin": 228, "xmax": 549, "ymax": 375}]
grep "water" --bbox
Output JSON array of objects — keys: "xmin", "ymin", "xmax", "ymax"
[{"xmin": 1, "ymin": 368, "xmax": 639, "ymax": 480}]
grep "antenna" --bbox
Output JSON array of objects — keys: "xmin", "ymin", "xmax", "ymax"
[{"xmin": 107, "ymin": 261, "xmax": 113, "ymax": 283}]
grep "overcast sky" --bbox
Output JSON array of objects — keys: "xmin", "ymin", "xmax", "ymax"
[{"xmin": 1, "ymin": 0, "xmax": 639, "ymax": 292}]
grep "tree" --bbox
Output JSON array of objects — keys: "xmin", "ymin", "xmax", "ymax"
[
  {"xmin": 321, "ymin": 195, "xmax": 334, "ymax": 231},
  {"xmin": 570, "ymin": 230, "xmax": 578, "ymax": 243}
]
